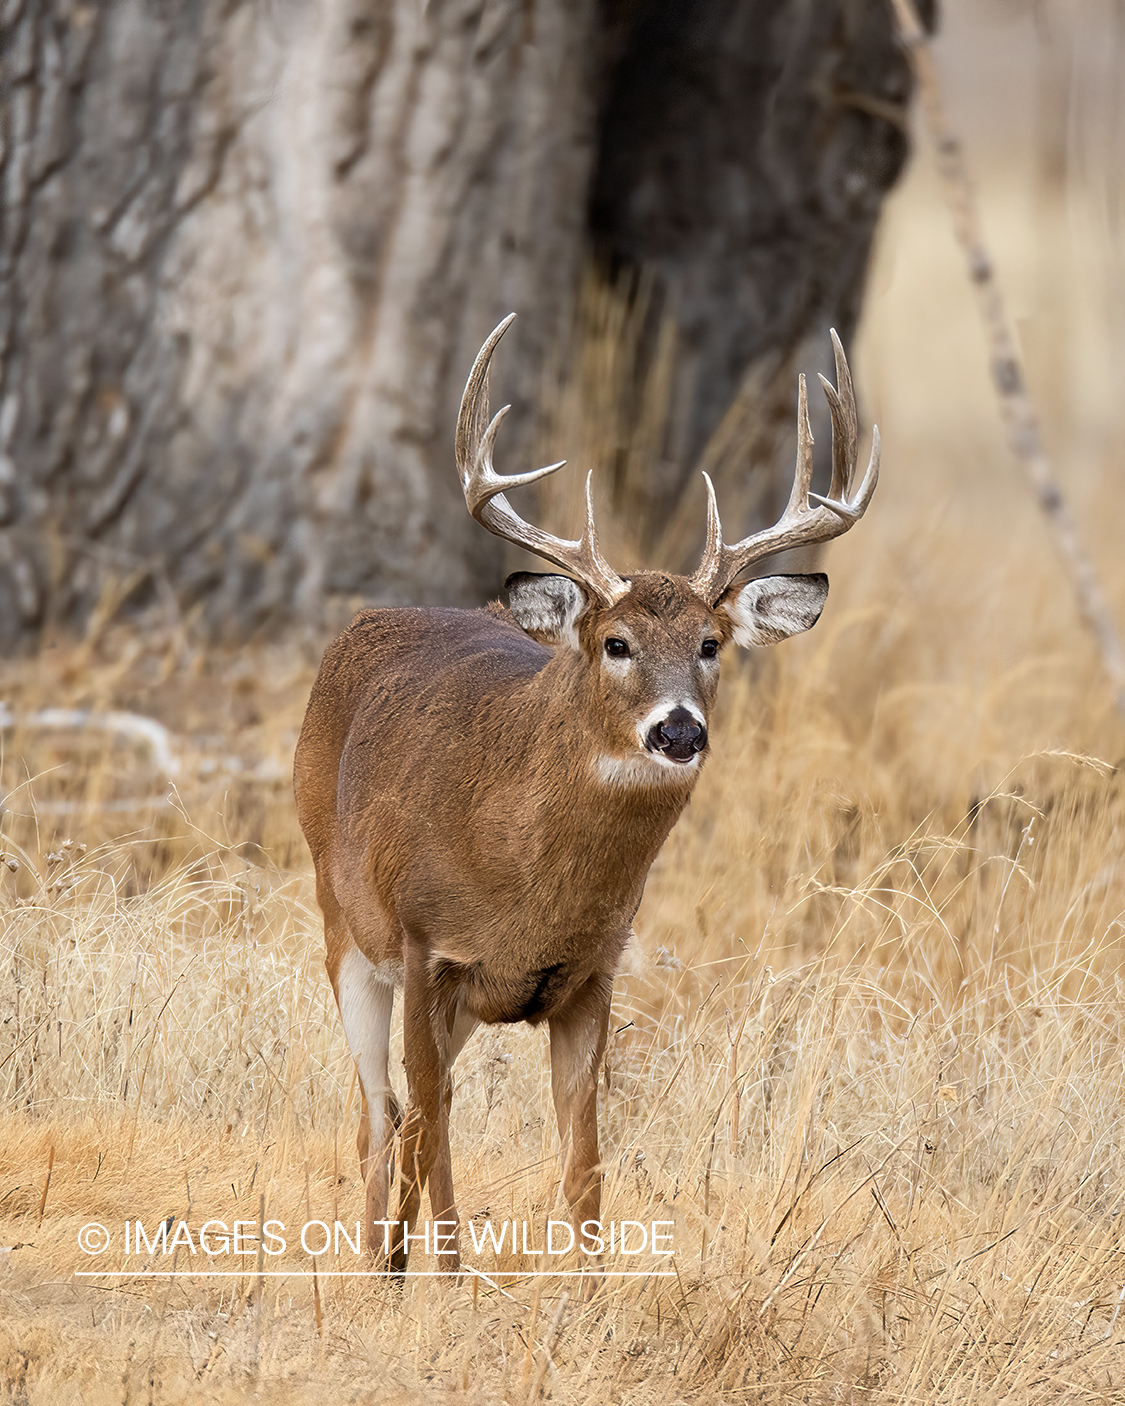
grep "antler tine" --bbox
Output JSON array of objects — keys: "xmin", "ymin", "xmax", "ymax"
[
  {"xmin": 812, "ymin": 424, "xmax": 880, "ymax": 524},
  {"xmin": 789, "ymin": 373, "xmax": 815, "ymax": 514},
  {"xmin": 699, "ymin": 470, "xmax": 723, "ymax": 563},
  {"xmin": 817, "ymin": 328, "xmax": 858, "ymax": 502},
  {"xmin": 455, "ymin": 314, "xmax": 512, "ymax": 482},
  {"xmin": 689, "ymin": 330, "xmax": 880, "ymax": 604},
  {"xmin": 455, "ymin": 316, "xmax": 628, "ymax": 605}
]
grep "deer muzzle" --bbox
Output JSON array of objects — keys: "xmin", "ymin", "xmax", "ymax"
[{"xmin": 644, "ymin": 707, "xmax": 708, "ymax": 763}]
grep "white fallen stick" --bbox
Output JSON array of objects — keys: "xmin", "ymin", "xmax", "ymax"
[{"xmin": 0, "ymin": 705, "xmax": 181, "ymax": 777}]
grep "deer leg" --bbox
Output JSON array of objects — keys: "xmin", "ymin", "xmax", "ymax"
[
  {"xmin": 392, "ymin": 943, "xmax": 452, "ymax": 1275},
  {"xmin": 334, "ymin": 943, "xmax": 398, "ymax": 1263},
  {"xmin": 548, "ymin": 972, "xmax": 612, "ymax": 1297},
  {"xmin": 424, "ymin": 1000, "xmax": 477, "ymax": 1274}
]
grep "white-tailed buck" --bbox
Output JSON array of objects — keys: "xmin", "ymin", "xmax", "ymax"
[{"xmin": 294, "ymin": 315, "xmax": 879, "ymax": 1280}]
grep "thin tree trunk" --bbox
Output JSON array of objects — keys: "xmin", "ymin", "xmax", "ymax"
[{"xmin": 892, "ymin": 0, "xmax": 1125, "ymax": 719}]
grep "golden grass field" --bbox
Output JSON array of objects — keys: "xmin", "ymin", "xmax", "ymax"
[{"xmin": 3, "ymin": 4, "xmax": 1125, "ymax": 1402}]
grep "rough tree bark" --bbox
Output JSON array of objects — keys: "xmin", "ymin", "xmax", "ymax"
[
  {"xmin": 0, "ymin": 0, "xmax": 597, "ymax": 645},
  {"xmin": 0, "ymin": 0, "xmax": 925, "ymax": 648},
  {"xmin": 592, "ymin": 0, "xmax": 929, "ymax": 564}
]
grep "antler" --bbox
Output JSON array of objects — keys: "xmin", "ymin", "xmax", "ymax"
[
  {"xmin": 455, "ymin": 315, "xmax": 628, "ymax": 606},
  {"xmin": 689, "ymin": 330, "xmax": 880, "ymax": 604}
]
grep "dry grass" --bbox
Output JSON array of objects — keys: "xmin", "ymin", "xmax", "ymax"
[
  {"xmin": 4, "ymin": 3, "xmax": 1125, "ymax": 1400},
  {"xmin": 5, "ymin": 649, "xmax": 1125, "ymax": 1403}
]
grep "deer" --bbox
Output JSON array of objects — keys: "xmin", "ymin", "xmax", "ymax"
[{"xmin": 293, "ymin": 314, "xmax": 879, "ymax": 1284}]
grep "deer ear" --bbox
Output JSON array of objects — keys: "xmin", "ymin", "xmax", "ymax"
[
  {"xmin": 719, "ymin": 573, "xmax": 829, "ymax": 648},
  {"xmin": 505, "ymin": 573, "xmax": 590, "ymax": 649}
]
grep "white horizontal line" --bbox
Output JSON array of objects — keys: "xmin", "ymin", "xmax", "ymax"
[{"xmin": 74, "ymin": 1269, "xmax": 675, "ymax": 1279}]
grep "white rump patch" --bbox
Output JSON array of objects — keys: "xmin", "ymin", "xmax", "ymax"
[
  {"xmin": 721, "ymin": 574, "xmax": 828, "ymax": 648},
  {"xmin": 337, "ymin": 946, "xmax": 397, "ymax": 1107}
]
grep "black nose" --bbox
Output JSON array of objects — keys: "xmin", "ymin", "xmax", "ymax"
[{"xmin": 645, "ymin": 706, "xmax": 707, "ymax": 763}]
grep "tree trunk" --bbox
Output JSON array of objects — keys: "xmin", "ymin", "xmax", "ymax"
[
  {"xmin": 0, "ymin": 0, "xmax": 924, "ymax": 648},
  {"xmin": 0, "ymin": 0, "xmax": 597, "ymax": 646},
  {"xmin": 591, "ymin": 0, "xmax": 928, "ymax": 567}
]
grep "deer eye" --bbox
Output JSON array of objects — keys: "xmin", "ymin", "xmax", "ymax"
[
  {"xmin": 701, "ymin": 639, "xmax": 720, "ymax": 659},
  {"xmin": 604, "ymin": 637, "xmax": 631, "ymax": 659}
]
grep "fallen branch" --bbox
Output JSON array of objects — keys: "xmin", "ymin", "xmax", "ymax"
[{"xmin": 0, "ymin": 705, "xmax": 181, "ymax": 777}]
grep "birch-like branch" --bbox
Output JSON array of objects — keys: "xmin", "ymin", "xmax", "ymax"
[{"xmin": 891, "ymin": 0, "xmax": 1125, "ymax": 721}]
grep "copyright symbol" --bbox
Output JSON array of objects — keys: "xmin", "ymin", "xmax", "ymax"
[{"xmin": 78, "ymin": 1222, "xmax": 110, "ymax": 1254}]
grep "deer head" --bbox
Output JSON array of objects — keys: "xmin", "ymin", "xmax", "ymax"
[{"xmin": 457, "ymin": 314, "xmax": 879, "ymax": 782}]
